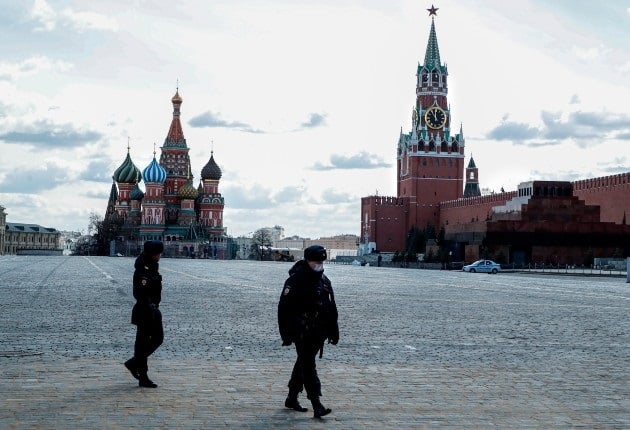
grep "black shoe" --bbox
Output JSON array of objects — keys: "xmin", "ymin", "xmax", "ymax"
[
  {"xmin": 138, "ymin": 375, "xmax": 158, "ymax": 388},
  {"xmin": 312, "ymin": 401, "xmax": 332, "ymax": 418},
  {"xmin": 285, "ymin": 397, "xmax": 308, "ymax": 412},
  {"xmin": 124, "ymin": 359, "xmax": 139, "ymax": 380}
]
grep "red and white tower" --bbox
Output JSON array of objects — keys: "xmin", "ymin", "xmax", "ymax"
[
  {"xmin": 360, "ymin": 5, "xmax": 467, "ymax": 252},
  {"xmin": 397, "ymin": 5, "xmax": 465, "ymax": 230},
  {"xmin": 140, "ymin": 154, "xmax": 167, "ymax": 239},
  {"xmin": 198, "ymin": 151, "xmax": 225, "ymax": 235},
  {"xmin": 159, "ymin": 89, "xmax": 192, "ymax": 224}
]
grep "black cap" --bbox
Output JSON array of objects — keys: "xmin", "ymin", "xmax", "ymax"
[
  {"xmin": 304, "ymin": 245, "xmax": 327, "ymax": 262},
  {"xmin": 143, "ymin": 240, "xmax": 164, "ymax": 255}
]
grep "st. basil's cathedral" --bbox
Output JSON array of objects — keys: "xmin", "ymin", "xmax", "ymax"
[{"xmin": 104, "ymin": 90, "xmax": 229, "ymax": 258}]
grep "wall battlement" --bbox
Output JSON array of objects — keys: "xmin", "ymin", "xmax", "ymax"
[
  {"xmin": 362, "ymin": 196, "xmax": 409, "ymax": 206},
  {"xmin": 572, "ymin": 172, "xmax": 630, "ymax": 191},
  {"xmin": 440, "ymin": 191, "xmax": 517, "ymax": 209}
]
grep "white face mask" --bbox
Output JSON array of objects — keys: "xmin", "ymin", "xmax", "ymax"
[{"xmin": 310, "ymin": 263, "xmax": 324, "ymax": 272}]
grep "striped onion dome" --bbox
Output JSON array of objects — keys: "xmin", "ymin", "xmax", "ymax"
[
  {"xmin": 129, "ymin": 183, "xmax": 145, "ymax": 200},
  {"xmin": 142, "ymin": 157, "xmax": 167, "ymax": 183},
  {"xmin": 112, "ymin": 152, "xmax": 142, "ymax": 184},
  {"xmin": 201, "ymin": 152, "xmax": 222, "ymax": 180},
  {"xmin": 178, "ymin": 180, "xmax": 198, "ymax": 200}
]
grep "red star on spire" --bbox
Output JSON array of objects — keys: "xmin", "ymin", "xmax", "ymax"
[{"xmin": 427, "ymin": 5, "xmax": 439, "ymax": 16}]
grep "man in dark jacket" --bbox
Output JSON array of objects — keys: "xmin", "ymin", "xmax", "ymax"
[
  {"xmin": 124, "ymin": 240, "xmax": 164, "ymax": 388},
  {"xmin": 278, "ymin": 245, "xmax": 339, "ymax": 418}
]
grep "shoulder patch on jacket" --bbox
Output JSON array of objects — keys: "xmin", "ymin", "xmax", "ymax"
[{"xmin": 282, "ymin": 286, "xmax": 291, "ymax": 295}]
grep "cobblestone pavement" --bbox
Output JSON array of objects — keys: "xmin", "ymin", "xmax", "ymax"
[{"xmin": 0, "ymin": 256, "xmax": 628, "ymax": 429}]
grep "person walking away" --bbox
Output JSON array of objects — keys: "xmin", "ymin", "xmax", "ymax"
[
  {"xmin": 278, "ymin": 245, "xmax": 339, "ymax": 418},
  {"xmin": 124, "ymin": 240, "xmax": 164, "ymax": 388}
]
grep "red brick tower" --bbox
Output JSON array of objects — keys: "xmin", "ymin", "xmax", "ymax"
[
  {"xmin": 397, "ymin": 5, "xmax": 465, "ymax": 229},
  {"xmin": 360, "ymin": 5, "xmax": 466, "ymax": 253},
  {"xmin": 159, "ymin": 89, "xmax": 192, "ymax": 224}
]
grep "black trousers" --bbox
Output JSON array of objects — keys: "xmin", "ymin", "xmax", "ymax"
[
  {"xmin": 133, "ymin": 312, "xmax": 163, "ymax": 373},
  {"xmin": 288, "ymin": 339, "xmax": 322, "ymax": 400}
]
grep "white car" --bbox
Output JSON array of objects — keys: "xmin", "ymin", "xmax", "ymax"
[{"xmin": 462, "ymin": 259, "xmax": 501, "ymax": 274}]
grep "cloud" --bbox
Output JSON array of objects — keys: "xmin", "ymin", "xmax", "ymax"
[
  {"xmin": 571, "ymin": 44, "xmax": 602, "ymax": 61},
  {"xmin": 0, "ymin": 56, "xmax": 73, "ymax": 81},
  {"xmin": 311, "ymin": 151, "xmax": 391, "ymax": 170},
  {"xmin": 597, "ymin": 157, "xmax": 630, "ymax": 173},
  {"xmin": 0, "ymin": 163, "xmax": 70, "ymax": 193},
  {"xmin": 487, "ymin": 109, "xmax": 630, "ymax": 147},
  {"xmin": 569, "ymin": 111, "xmax": 630, "ymax": 129},
  {"xmin": 271, "ymin": 186, "xmax": 305, "ymax": 204},
  {"xmin": 539, "ymin": 111, "xmax": 585, "ymax": 140},
  {"xmin": 299, "ymin": 113, "xmax": 327, "ymax": 129},
  {"xmin": 529, "ymin": 169, "xmax": 586, "ymax": 183},
  {"xmin": 321, "ymin": 188, "xmax": 353, "ymax": 204},
  {"xmin": 78, "ymin": 159, "xmax": 117, "ymax": 182},
  {"xmin": 220, "ymin": 184, "xmax": 275, "ymax": 209},
  {"xmin": 188, "ymin": 111, "xmax": 264, "ymax": 134},
  {"xmin": 83, "ymin": 189, "xmax": 110, "ymax": 199},
  {"xmin": 31, "ymin": 0, "xmax": 56, "ymax": 31},
  {"xmin": 61, "ymin": 9, "xmax": 118, "ymax": 32},
  {"xmin": 0, "ymin": 120, "xmax": 102, "ymax": 148},
  {"xmin": 487, "ymin": 120, "xmax": 541, "ymax": 141},
  {"xmin": 30, "ymin": 0, "xmax": 118, "ymax": 32}
]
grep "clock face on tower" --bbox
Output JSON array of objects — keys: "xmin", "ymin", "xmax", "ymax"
[{"xmin": 424, "ymin": 106, "xmax": 446, "ymax": 129}]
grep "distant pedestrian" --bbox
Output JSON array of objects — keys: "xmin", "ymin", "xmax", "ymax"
[
  {"xmin": 278, "ymin": 245, "xmax": 339, "ymax": 418},
  {"xmin": 124, "ymin": 240, "xmax": 164, "ymax": 388}
]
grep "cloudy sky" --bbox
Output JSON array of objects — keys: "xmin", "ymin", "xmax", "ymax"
[{"xmin": 1, "ymin": 0, "xmax": 629, "ymax": 238}]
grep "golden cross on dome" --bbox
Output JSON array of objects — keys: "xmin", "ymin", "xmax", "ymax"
[
  {"xmin": 153, "ymin": 142, "xmax": 156, "ymax": 156},
  {"xmin": 427, "ymin": 4, "xmax": 438, "ymax": 16}
]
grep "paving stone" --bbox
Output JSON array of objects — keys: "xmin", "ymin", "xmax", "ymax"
[{"xmin": 0, "ymin": 256, "xmax": 628, "ymax": 428}]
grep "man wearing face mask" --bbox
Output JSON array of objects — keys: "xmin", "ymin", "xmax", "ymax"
[
  {"xmin": 124, "ymin": 240, "xmax": 164, "ymax": 388},
  {"xmin": 278, "ymin": 245, "xmax": 339, "ymax": 419}
]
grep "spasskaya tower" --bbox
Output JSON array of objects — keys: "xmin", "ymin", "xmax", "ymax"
[{"xmin": 361, "ymin": 5, "xmax": 466, "ymax": 253}]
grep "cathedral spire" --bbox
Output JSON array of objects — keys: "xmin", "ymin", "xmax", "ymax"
[{"xmin": 164, "ymin": 87, "xmax": 186, "ymax": 147}]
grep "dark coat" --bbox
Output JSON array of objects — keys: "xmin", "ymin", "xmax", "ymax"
[
  {"xmin": 278, "ymin": 260, "xmax": 339, "ymax": 345},
  {"xmin": 131, "ymin": 253, "xmax": 162, "ymax": 326}
]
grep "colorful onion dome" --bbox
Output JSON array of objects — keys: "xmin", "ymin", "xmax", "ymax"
[
  {"xmin": 129, "ymin": 183, "xmax": 145, "ymax": 200},
  {"xmin": 112, "ymin": 152, "xmax": 142, "ymax": 184},
  {"xmin": 201, "ymin": 152, "xmax": 222, "ymax": 180},
  {"xmin": 142, "ymin": 157, "xmax": 167, "ymax": 183},
  {"xmin": 178, "ymin": 180, "xmax": 198, "ymax": 200}
]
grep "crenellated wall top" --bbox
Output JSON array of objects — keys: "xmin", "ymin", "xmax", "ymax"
[
  {"xmin": 440, "ymin": 191, "xmax": 517, "ymax": 209},
  {"xmin": 572, "ymin": 172, "xmax": 630, "ymax": 190}
]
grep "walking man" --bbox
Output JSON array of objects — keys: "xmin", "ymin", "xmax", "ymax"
[
  {"xmin": 124, "ymin": 240, "xmax": 164, "ymax": 388},
  {"xmin": 278, "ymin": 245, "xmax": 339, "ymax": 418}
]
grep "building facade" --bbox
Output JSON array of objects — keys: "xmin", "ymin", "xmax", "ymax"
[
  {"xmin": 4, "ymin": 222, "xmax": 62, "ymax": 255},
  {"xmin": 360, "ymin": 7, "xmax": 630, "ymax": 264},
  {"xmin": 105, "ymin": 89, "xmax": 230, "ymax": 258}
]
